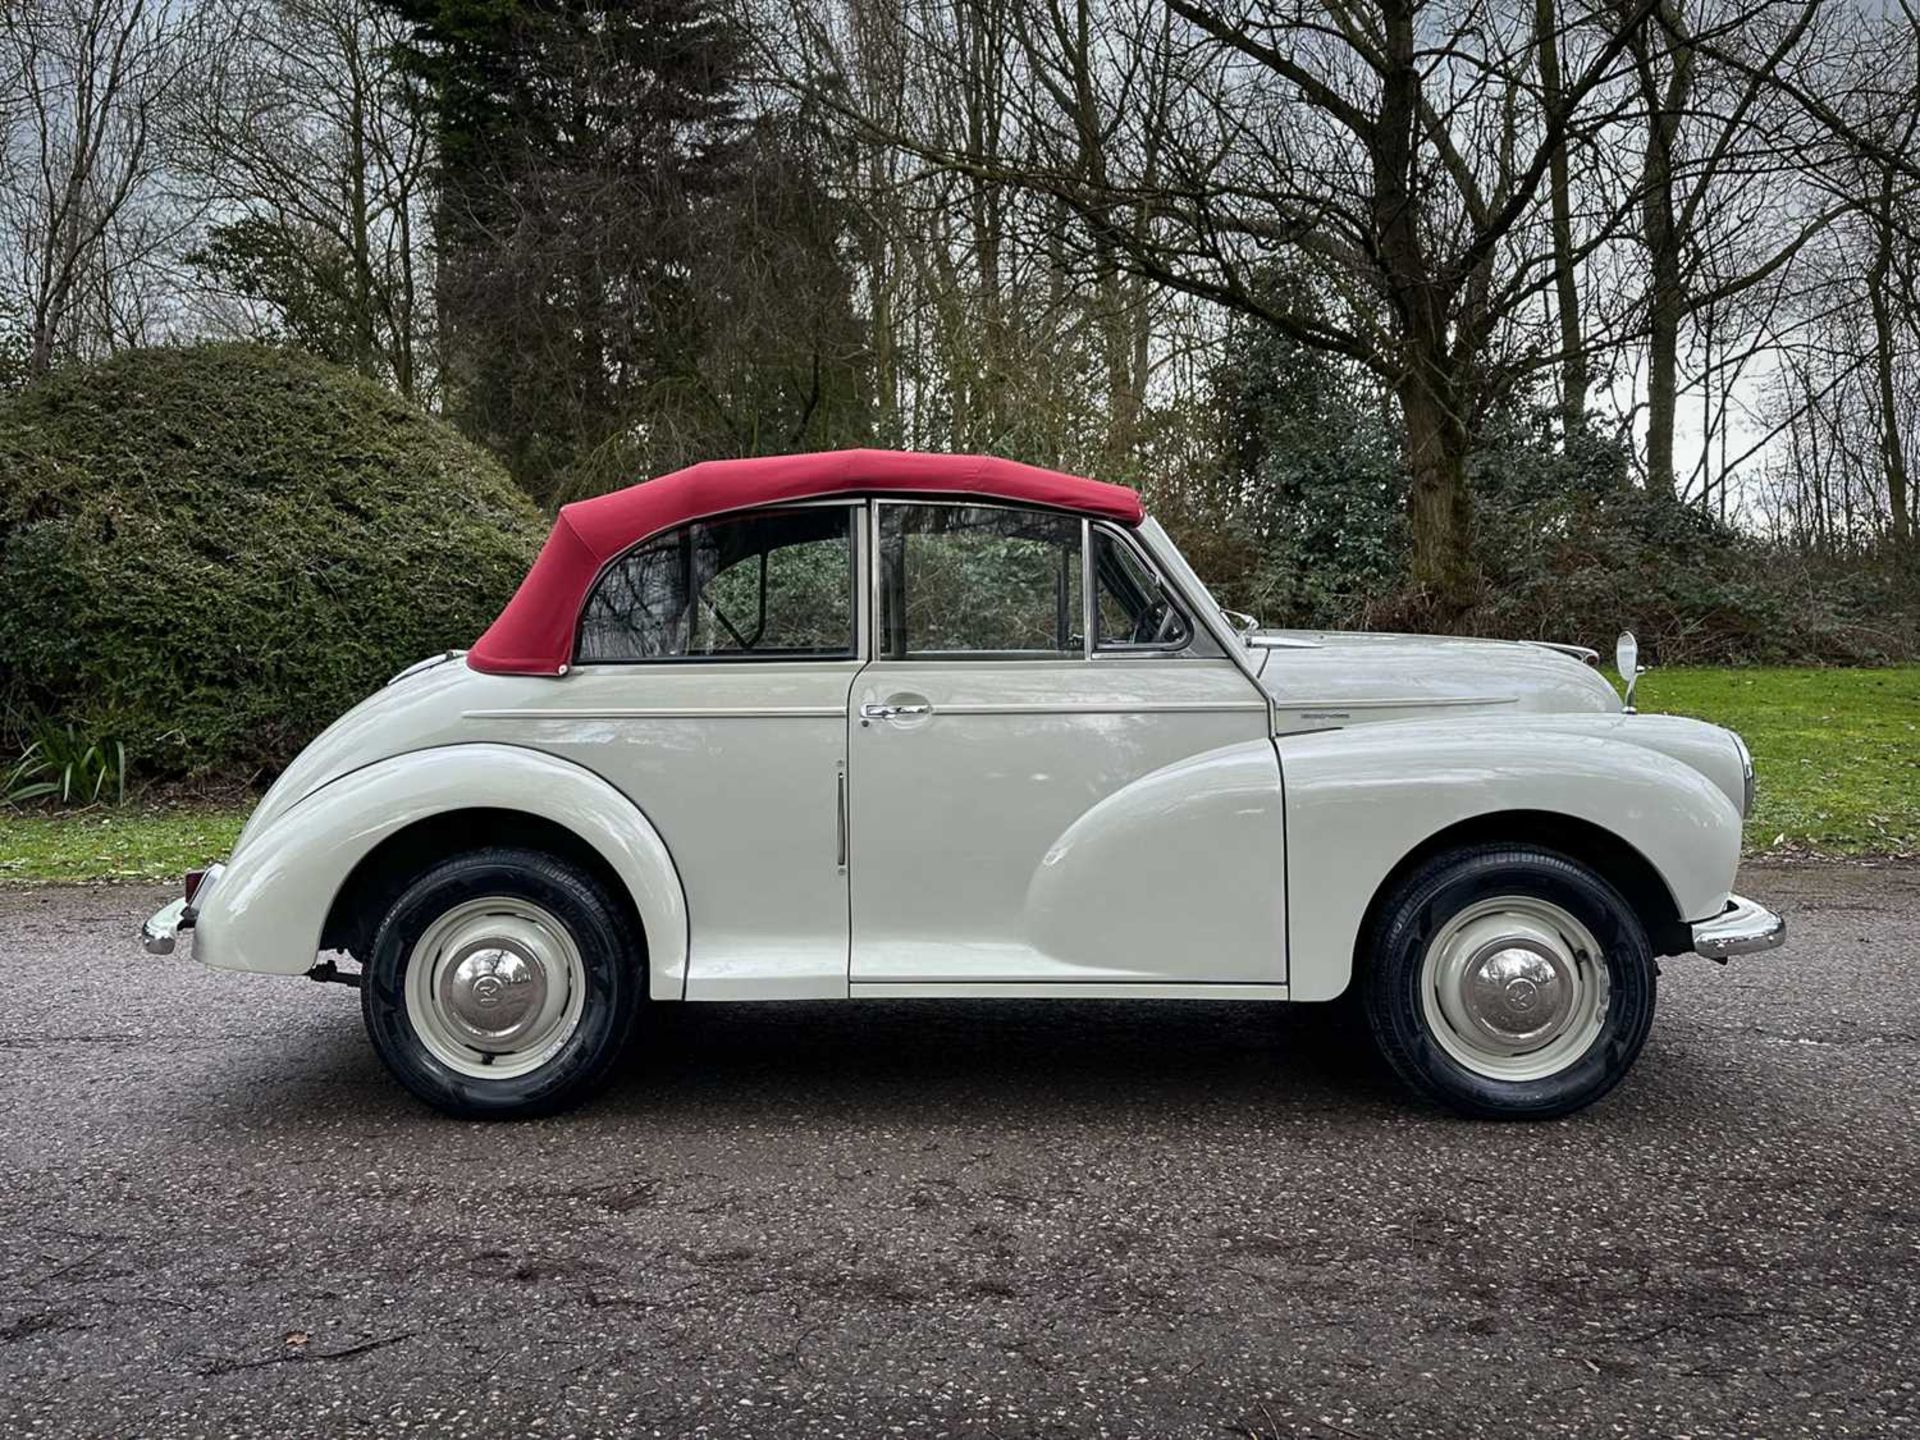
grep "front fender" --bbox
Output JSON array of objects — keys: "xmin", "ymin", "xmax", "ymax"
[
  {"xmin": 192, "ymin": 743, "xmax": 689, "ymax": 999},
  {"xmin": 1279, "ymin": 719, "xmax": 1743, "ymax": 1000}
]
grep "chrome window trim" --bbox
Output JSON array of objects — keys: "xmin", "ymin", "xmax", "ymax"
[
  {"xmin": 868, "ymin": 496, "xmax": 881, "ymax": 662},
  {"xmin": 867, "ymin": 651, "xmax": 1093, "ymax": 663},
  {"xmin": 870, "ymin": 497, "xmax": 1090, "ymax": 663},
  {"xmin": 569, "ymin": 652, "xmax": 861, "ymax": 669},
  {"xmin": 1131, "ymin": 517, "xmax": 1266, "ymax": 684},
  {"xmin": 852, "ymin": 499, "xmax": 871, "ymax": 661},
  {"xmin": 1083, "ymin": 518, "xmax": 1094, "ymax": 660},
  {"xmin": 574, "ymin": 498, "xmax": 865, "ymax": 666},
  {"xmin": 1088, "ymin": 520, "xmax": 1198, "ymax": 657}
]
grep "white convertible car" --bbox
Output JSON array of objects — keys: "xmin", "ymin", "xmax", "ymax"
[{"xmin": 142, "ymin": 450, "xmax": 1783, "ymax": 1119}]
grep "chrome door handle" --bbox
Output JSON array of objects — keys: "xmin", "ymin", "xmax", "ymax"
[{"xmin": 860, "ymin": 701, "xmax": 932, "ymax": 720}]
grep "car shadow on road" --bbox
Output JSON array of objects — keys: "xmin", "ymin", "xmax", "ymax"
[
  {"xmin": 631, "ymin": 997, "xmax": 1398, "ymax": 1116},
  {"xmin": 213, "ymin": 986, "xmax": 1756, "ymax": 1137},
  {"xmin": 222, "ymin": 992, "xmax": 1421, "ymax": 1130}
]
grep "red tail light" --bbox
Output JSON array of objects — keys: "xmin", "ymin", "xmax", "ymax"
[{"xmin": 183, "ymin": 869, "xmax": 207, "ymax": 904}]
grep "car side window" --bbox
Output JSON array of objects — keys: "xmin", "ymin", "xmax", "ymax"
[
  {"xmin": 577, "ymin": 506, "xmax": 856, "ymax": 662},
  {"xmin": 1094, "ymin": 528, "xmax": 1192, "ymax": 650},
  {"xmin": 878, "ymin": 504, "xmax": 1083, "ymax": 658}
]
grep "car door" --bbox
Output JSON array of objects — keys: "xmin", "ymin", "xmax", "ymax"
[
  {"xmin": 516, "ymin": 499, "xmax": 863, "ymax": 1000},
  {"xmin": 847, "ymin": 500, "xmax": 1288, "ymax": 991}
]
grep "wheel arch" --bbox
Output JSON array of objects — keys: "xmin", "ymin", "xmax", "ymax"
[
  {"xmin": 189, "ymin": 743, "xmax": 689, "ymax": 998},
  {"xmin": 1349, "ymin": 811, "xmax": 1691, "ymax": 995},
  {"xmin": 321, "ymin": 808, "xmax": 648, "ymax": 968},
  {"xmin": 1277, "ymin": 720, "xmax": 1741, "ymax": 1001}
]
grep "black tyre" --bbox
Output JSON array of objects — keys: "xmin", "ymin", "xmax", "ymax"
[
  {"xmin": 1362, "ymin": 845, "xmax": 1656, "ymax": 1119},
  {"xmin": 361, "ymin": 847, "xmax": 644, "ymax": 1118}
]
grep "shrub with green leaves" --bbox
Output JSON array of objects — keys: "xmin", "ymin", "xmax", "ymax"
[
  {"xmin": 0, "ymin": 343, "xmax": 545, "ymax": 775},
  {"xmin": 1458, "ymin": 412, "xmax": 1920, "ymax": 665},
  {"xmin": 4, "ymin": 714, "xmax": 128, "ymax": 807}
]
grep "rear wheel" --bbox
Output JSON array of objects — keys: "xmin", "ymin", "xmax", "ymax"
[
  {"xmin": 1363, "ymin": 845, "xmax": 1656, "ymax": 1119},
  {"xmin": 361, "ymin": 847, "xmax": 643, "ymax": 1118}
]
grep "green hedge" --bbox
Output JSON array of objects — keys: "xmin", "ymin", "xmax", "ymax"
[{"xmin": 0, "ymin": 343, "xmax": 545, "ymax": 775}]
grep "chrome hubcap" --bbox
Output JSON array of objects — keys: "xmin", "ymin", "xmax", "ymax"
[
  {"xmin": 1461, "ymin": 944, "xmax": 1573, "ymax": 1048},
  {"xmin": 1420, "ymin": 897, "xmax": 1610, "ymax": 1081},
  {"xmin": 440, "ymin": 946, "xmax": 547, "ymax": 1044},
  {"xmin": 403, "ymin": 898, "xmax": 585, "ymax": 1080}
]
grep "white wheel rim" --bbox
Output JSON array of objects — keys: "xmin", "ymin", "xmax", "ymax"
[
  {"xmin": 1418, "ymin": 895, "xmax": 1611, "ymax": 1082},
  {"xmin": 403, "ymin": 897, "xmax": 586, "ymax": 1081}
]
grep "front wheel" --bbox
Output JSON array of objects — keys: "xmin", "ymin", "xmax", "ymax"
[
  {"xmin": 1363, "ymin": 846, "xmax": 1656, "ymax": 1119},
  {"xmin": 361, "ymin": 847, "xmax": 644, "ymax": 1118}
]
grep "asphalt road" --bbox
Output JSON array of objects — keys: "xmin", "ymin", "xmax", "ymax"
[{"xmin": 1, "ymin": 864, "xmax": 1915, "ymax": 1439}]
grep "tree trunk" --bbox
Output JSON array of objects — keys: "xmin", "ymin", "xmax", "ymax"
[
  {"xmin": 1400, "ymin": 372, "xmax": 1476, "ymax": 618},
  {"xmin": 393, "ymin": 178, "xmax": 418, "ymax": 401},
  {"xmin": 1868, "ymin": 165, "xmax": 1911, "ymax": 545},
  {"xmin": 868, "ymin": 236, "xmax": 899, "ymax": 443},
  {"xmin": 1633, "ymin": 13, "xmax": 1691, "ymax": 497},
  {"xmin": 1375, "ymin": 0, "xmax": 1476, "ymax": 618},
  {"xmin": 1536, "ymin": 0, "xmax": 1587, "ymax": 436},
  {"xmin": 1645, "ymin": 236, "xmax": 1682, "ymax": 496},
  {"xmin": 347, "ymin": 68, "xmax": 377, "ymax": 382}
]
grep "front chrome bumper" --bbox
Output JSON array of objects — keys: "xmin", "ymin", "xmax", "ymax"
[{"xmin": 1691, "ymin": 893, "xmax": 1786, "ymax": 960}]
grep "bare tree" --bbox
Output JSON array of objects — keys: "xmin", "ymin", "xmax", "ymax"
[
  {"xmin": 1856, "ymin": 12, "xmax": 1918, "ymax": 545},
  {"xmin": 772, "ymin": 0, "xmax": 1198, "ymax": 482},
  {"xmin": 1536, "ymin": 0, "xmax": 1591, "ymax": 436},
  {"xmin": 1609, "ymin": 0, "xmax": 1849, "ymax": 499},
  {"xmin": 175, "ymin": 0, "xmax": 433, "ymax": 399},
  {"xmin": 0, "ymin": 0, "xmax": 206, "ymax": 376},
  {"xmin": 798, "ymin": 0, "xmax": 1697, "ymax": 614},
  {"xmin": 791, "ymin": 0, "xmax": 1685, "ymax": 614},
  {"xmin": 1754, "ymin": 4, "xmax": 1920, "ymax": 548},
  {"xmin": 1864, "ymin": 159, "xmax": 1916, "ymax": 544}
]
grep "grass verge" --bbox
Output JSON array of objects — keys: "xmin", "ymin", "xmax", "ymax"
[
  {"xmin": 0, "ymin": 805, "xmax": 248, "ymax": 884},
  {"xmin": 1636, "ymin": 665, "xmax": 1920, "ymax": 858}
]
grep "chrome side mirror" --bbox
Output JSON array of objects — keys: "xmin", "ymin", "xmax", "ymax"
[{"xmin": 1615, "ymin": 630, "xmax": 1641, "ymax": 713}]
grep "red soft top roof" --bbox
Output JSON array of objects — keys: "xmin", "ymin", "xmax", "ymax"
[{"xmin": 468, "ymin": 449, "xmax": 1145, "ymax": 676}]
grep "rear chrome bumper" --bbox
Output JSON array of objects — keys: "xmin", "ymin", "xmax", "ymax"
[
  {"xmin": 1692, "ymin": 893, "xmax": 1786, "ymax": 960},
  {"xmin": 141, "ymin": 897, "xmax": 190, "ymax": 955},
  {"xmin": 140, "ymin": 862, "xmax": 223, "ymax": 956}
]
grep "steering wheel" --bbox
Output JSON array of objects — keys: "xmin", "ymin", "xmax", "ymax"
[{"xmin": 1132, "ymin": 601, "xmax": 1182, "ymax": 646}]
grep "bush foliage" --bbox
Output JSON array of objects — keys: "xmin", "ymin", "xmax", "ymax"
[
  {"xmin": 1174, "ymin": 321, "xmax": 1920, "ymax": 664},
  {"xmin": 1455, "ymin": 415, "xmax": 1920, "ymax": 665},
  {"xmin": 0, "ymin": 343, "xmax": 545, "ymax": 775},
  {"xmin": 1159, "ymin": 318, "xmax": 1405, "ymax": 632}
]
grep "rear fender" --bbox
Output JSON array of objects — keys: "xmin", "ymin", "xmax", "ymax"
[{"xmin": 192, "ymin": 743, "xmax": 688, "ymax": 999}]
